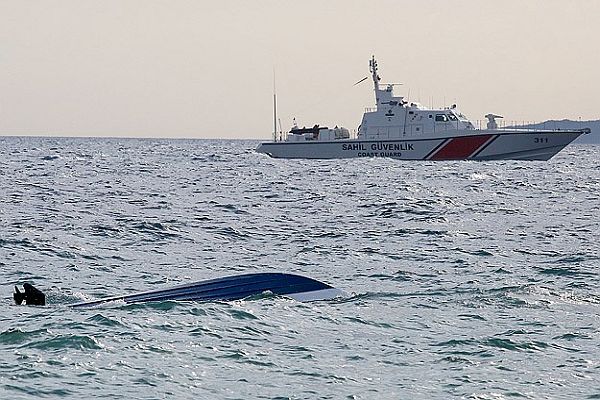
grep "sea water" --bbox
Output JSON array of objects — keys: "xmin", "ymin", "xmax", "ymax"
[{"xmin": 1, "ymin": 137, "xmax": 599, "ymax": 399}]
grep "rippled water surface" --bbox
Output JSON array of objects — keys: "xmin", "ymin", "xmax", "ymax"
[{"xmin": 1, "ymin": 137, "xmax": 599, "ymax": 399}]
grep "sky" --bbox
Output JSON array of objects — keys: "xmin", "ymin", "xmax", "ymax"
[{"xmin": 1, "ymin": 0, "xmax": 598, "ymax": 139}]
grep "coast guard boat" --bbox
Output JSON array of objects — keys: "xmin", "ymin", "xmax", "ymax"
[{"xmin": 256, "ymin": 57, "xmax": 589, "ymax": 160}]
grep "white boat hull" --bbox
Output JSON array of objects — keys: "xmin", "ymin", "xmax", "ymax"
[{"xmin": 256, "ymin": 130, "xmax": 585, "ymax": 161}]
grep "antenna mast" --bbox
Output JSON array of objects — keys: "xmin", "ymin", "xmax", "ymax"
[
  {"xmin": 273, "ymin": 70, "xmax": 278, "ymax": 142},
  {"xmin": 273, "ymin": 92, "xmax": 277, "ymax": 142}
]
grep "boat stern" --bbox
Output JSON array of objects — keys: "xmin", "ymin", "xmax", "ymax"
[{"xmin": 255, "ymin": 142, "xmax": 273, "ymax": 157}]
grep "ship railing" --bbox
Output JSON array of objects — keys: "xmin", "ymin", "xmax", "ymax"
[
  {"xmin": 273, "ymin": 129, "xmax": 360, "ymax": 142},
  {"xmin": 473, "ymin": 120, "xmax": 567, "ymax": 131}
]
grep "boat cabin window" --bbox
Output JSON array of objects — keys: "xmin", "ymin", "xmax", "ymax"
[
  {"xmin": 448, "ymin": 114, "xmax": 458, "ymax": 121},
  {"xmin": 435, "ymin": 114, "xmax": 448, "ymax": 122}
]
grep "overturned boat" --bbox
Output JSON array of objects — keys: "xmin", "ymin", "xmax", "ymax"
[
  {"xmin": 256, "ymin": 57, "xmax": 589, "ymax": 160},
  {"xmin": 14, "ymin": 273, "xmax": 346, "ymax": 307}
]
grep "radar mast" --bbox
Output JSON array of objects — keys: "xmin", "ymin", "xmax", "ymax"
[{"xmin": 369, "ymin": 55, "xmax": 380, "ymax": 92}]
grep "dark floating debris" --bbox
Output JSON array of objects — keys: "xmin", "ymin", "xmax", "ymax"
[
  {"xmin": 14, "ymin": 273, "xmax": 345, "ymax": 308},
  {"xmin": 14, "ymin": 283, "xmax": 46, "ymax": 306}
]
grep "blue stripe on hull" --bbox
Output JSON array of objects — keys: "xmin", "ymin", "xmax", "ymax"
[{"xmin": 71, "ymin": 273, "xmax": 335, "ymax": 308}]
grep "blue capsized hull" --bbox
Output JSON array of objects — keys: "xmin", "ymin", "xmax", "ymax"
[{"xmin": 70, "ymin": 273, "xmax": 345, "ymax": 308}]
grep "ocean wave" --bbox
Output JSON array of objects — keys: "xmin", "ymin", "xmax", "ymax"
[{"xmin": 21, "ymin": 334, "xmax": 103, "ymax": 351}]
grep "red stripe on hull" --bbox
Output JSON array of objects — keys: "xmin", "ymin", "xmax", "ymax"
[{"xmin": 429, "ymin": 135, "xmax": 493, "ymax": 160}]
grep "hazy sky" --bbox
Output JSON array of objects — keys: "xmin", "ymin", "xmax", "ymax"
[{"xmin": 1, "ymin": 0, "xmax": 598, "ymax": 138}]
